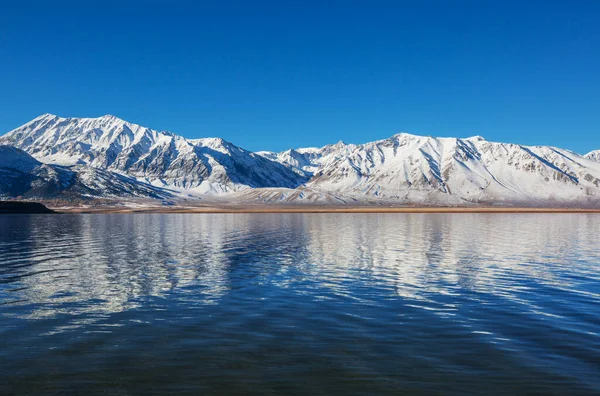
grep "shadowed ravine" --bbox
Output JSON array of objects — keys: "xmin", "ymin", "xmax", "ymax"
[{"xmin": 1, "ymin": 214, "xmax": 599, "ymax": 395}]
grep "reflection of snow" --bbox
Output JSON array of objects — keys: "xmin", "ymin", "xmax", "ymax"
[
  {"xmin": 1, "ymin": 213, "xmax": 599, "ymax": 327},
  {"xmin": 1, "ymin": 215, "xmax": 244, "ymax": 320},
  {"xmin": 302, "ymin": 213, "xmax": 598, "ymax": 291}
]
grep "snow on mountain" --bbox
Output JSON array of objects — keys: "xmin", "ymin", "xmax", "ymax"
[
  {"xmin": 0, "ymin": 114, "xmax": 304, "ymax": 194},
  {"xmin": 0, "ymin": 145, "xmax": 43, "ymax": 172},
  {"xmin": 585, "ymin": 150, "xmax": 600, "ymax": 162},
  {"xmin": 299, "ymin": 133, "xmax": 600, "ymax": 205},
  {"xmin": 0, "ymin": 145, "xmax": 72, "ymax": 198},
  {"xmin": 223, "ymin": 187, "xmax": 357, "ymax": 205},
  {"xmin": 0, "ymin": 145, "xmax": 172, "ymax": 200},
  {"xmin": 257, "ymin": 141, "xmax": 357, "ymax": 178},
  {"xmin": 2, "ymin": 114, "xmax": 600, "ymax": 206}
]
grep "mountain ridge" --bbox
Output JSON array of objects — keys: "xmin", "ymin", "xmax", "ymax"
[
  {"xmin": 1, "ymin": 114, "xmax": 600, "ymax": 206},
  {"xmin": 0, "ymin": 113, "xmax": 305, "ymax": 195},
  {"xmin": 0, "ymin": 145, "xmax": 173, "ymax": 200}
]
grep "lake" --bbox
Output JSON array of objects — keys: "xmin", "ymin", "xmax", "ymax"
[{"xmin": 1, "ymin": 213, "xmax": 599, "ymax": 395}]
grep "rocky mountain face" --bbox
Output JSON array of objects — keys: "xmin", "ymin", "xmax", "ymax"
[
  {"xmin": 0, "ymin": 114, "xmax": 305, "ymax": 194},
  {"xmin": 295, "ymin": 133, "xmax": 600, "ymax": 205},
  {"xmin": 1, "ymin": 114, "xmax": 600, "ymax": 206},
  {"xmin": 257, "ymin": 141, "xmax": 358, "ymax": 178},
  {"xmin": 0, "ymin": 145, "xmax": 172, "ymax": 200}
]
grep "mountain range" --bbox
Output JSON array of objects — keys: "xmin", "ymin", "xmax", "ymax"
[{"xmin": 1, "ymin": 114, "xmax": 600, "ymax": 207}]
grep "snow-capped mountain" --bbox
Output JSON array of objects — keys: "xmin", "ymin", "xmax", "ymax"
[
  {"xmin": 298, "ymin": 133, "xmax": 600, "ymax": 205},
  {"xmin": 257, "ymin": 141, "xmax": 357, "ymax": 178},
  {"xmin": 0, "ymin": 145, "xmax": 172, "ymax": 200},
  {"xmin": 1, "ymin": 114, "xmax": 600, "ymax": 206},
  {"xmin": 585, "ymin": 150, "xmax": 600, "ymax": 162},
  {"xmin": 0, "ymin": 114, "xmax": 304, "ymax": 194}
]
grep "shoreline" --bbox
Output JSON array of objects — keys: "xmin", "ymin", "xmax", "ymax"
[
  {"xmin": 52, "ymin": 206, "xmax": 600, "ymax": 214},
  {"xmin": 4, "ymin": 200, "xmax": 600, "ymax": 214}
]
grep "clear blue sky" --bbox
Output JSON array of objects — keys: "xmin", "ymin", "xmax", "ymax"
[{"xmin": 1, "ymin": 0, "xmax": 599, "ymax": 153}]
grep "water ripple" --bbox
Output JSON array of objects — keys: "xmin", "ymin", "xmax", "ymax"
[{"xmin": 0, "ymin": 213, "xmax": 599, "ymax": 395}]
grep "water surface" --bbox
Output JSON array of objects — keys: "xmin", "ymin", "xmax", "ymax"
[{"xmin": 1, "ymin": 213, "xmax": 599, "ymax": 395}]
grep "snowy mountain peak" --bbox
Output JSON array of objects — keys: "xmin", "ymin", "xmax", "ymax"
[
  {"xmin": 191, "ymin": 136, "xmax": 228, "ymax": 148},
  {"xmin": 392, "ymin": 132, "xmax": 420, "ymax": 139},
  {"xmin": 0, "ymin": 114, "xmax": 304, "ymax": 194},
  {"xmin": 32, "ymin": 113, "xmax": 124, "ymax": 124},
  {"xmin": 466, "ymin": 135, "xmax": 486, "ymax": 142},
  {"xmin": 35, "ymin": 113, "xmax": 58, "ymax": 120},
  {"xmin": 585, "ymin": 150, "xmax": 600, "ymax": 162},
  {"xmin": 2, "ymin": 114, "xmax": 600, "ymax": 206},
  {"xmin": 100, "ymin": 114, "xmax": 120, "ymax": 120},
  {"xmin": 291, "ymin": 131, "xmax": 600, "ymax": 206}
]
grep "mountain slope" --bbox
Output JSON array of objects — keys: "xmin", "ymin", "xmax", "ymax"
[
  {"xmin": 0, "ymin": 145, "xmax": 172, "ymax": 200},
  {"xmin": 299, "ymin": 133, "xmax": 600, "ymax": 205},
  {"xmin": 2, "ymin": 114, "xmax": 600, "ymax": 206},
  {"xmin": 257, "ymin": 141, "xmax": 358, "ymax": 178},
  {"xmin": 0, "ymin": 114, "xmax": 305, "ymax": 194}
]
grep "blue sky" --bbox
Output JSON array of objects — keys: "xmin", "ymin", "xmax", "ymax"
[{"xmin": 0, "ymin": 0, "xmax": 599, "ymax": 153}]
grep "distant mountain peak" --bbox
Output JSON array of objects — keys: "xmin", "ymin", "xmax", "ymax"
[
  {"xmin": 0, "ymin": 114, "xmax": 304, "ymax": 194},
  {"xmin": 2, "ymin": 114, "xmax": 600, "ymax": 206},
  {"xmin": 393, "ymin": 132, "xmax": 419, "ymax": 138},
  {"xmin": 28, "ymin": 113, "xmax": 59, "ymax": 123},
  {"xmin": 466, "ymin": 135, "xmax": 486, "ymax": 142},
  {"xmin": 585, "ymin": 150, "xmax": 600, "ymax": 162},
  {"xmin": 37, "ymin": 112, "xmax": 57, "ymax": 119}
]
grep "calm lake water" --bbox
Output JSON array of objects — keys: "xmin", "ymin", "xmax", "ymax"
[{"xmin": 1, "ymin": 213, "xmax": 599, "ymax": 395}]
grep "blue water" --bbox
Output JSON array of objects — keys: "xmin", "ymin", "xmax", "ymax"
[{"xmin": 1, "ymin": 213, "xmax": 599, "ymax": 395}]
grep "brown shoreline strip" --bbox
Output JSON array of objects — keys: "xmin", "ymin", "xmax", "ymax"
[{"xmin": 53, "ymin": 206, "xmax": 600, "ymax": 214}]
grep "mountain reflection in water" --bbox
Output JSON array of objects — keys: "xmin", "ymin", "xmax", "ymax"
[{"xmin": 1, "ymin": 213, "xmax": 599, "ymax": 395}]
